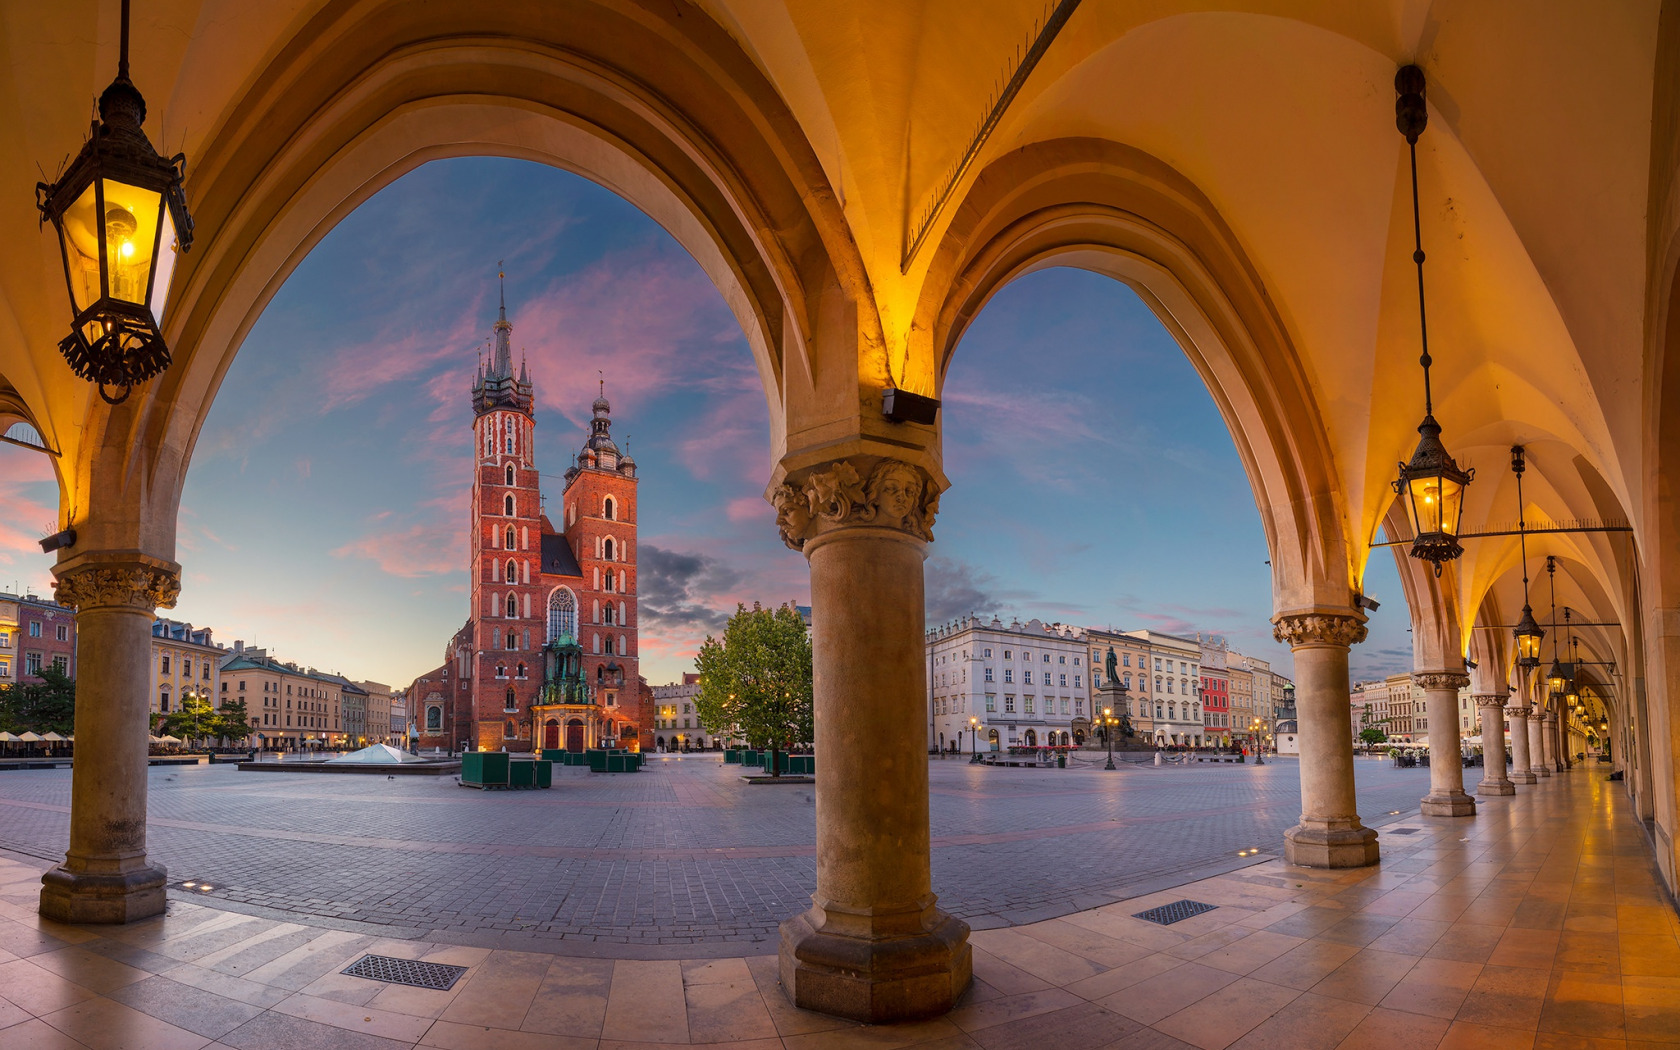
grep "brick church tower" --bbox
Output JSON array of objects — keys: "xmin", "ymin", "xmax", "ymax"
[{"xmin": 410, "ymin": 277, "xmax": 645, "ymax": 753}]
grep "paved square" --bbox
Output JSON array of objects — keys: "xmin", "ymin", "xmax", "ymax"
[{"xmin": 0, "ymin": 753, "xmax": 1465, "ymax": 956}]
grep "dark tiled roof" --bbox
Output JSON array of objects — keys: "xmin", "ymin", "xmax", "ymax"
[{"xmin": 541, "ymin": 531, "xmax": 583, "ymax": 578}]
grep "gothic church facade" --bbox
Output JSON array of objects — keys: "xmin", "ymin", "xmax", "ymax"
[{"xmin": 410, "ymin": 287, "xmax": 647, "ymax": 752}]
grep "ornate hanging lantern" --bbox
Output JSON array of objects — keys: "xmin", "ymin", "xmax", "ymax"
[
  {"xmin": 35, "ymin": 0, "xmax": 194, "ymax": 405},
  {"xmin": 1391, "ymin": 65, "xmax": 1473, "ymax": 575},
  {"xmin": 1544, "ymin": 556, "xmax": 1567, "ymax": 696},
  {"xmin": 1509, "ymin": 447, "xmax": 1544, "ymax": 667}
]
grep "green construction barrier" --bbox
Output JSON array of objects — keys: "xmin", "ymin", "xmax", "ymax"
[
  {"xmin": 787, "ymin": 755, "xmax": 814, "ymax": 775},
  {"xmin": 587, "ymin": 749, "xmax": 608, "ymax": 772},
  {"xmin": 540, "ymin": 749, "xmax": 568, "ymax": 763},
  {"xmin": 508, "ymin": 759, "xmax": 535, "ymax": 788},
  {"xmin": 460, "ymin": 751, "xmax": 509, "ymax": 788},
  {"xmin": 724, "ymin": 750, "xmax": 741, "ymax": 764},
  {"xmin": 533, "ymin": 760, "xmax": 553, "ymax": 788}
]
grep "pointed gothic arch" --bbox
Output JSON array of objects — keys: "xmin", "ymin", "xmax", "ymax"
[{"xmin": 547, "ymin": 587, "xmax": 578, "ymax": 643}]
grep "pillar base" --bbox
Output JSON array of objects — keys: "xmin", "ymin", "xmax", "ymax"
[
  {"xmin": 39, "ymin": 861, "xmax": 167, "ymax": 924},
  {"xmin": 1420, "ymin": 791, "xmax": 1478, "ymax": 817},
  {"xmin": 1284, "ymin": 821, "xmax": 1379, "ymax": 868},
  {"xmin": 1477, "ymin": 780, "xmax": 1516, "ymax": 796},
  {"xmin": 1511, "ymin": 771, "xmax": 1538, "ymax": 784},
  {"xmin": 779, "ymin": 905, "xmax": 972, "ymax": 1022},
  {"xmin": 1532, "ymin": 767, "xmax": 1552, "ymax": 779}
]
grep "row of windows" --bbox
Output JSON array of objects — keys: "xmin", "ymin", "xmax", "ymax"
[
  {"xmin": 157, "ymin": 654, "xmax": 213, "ymax": 679},
  {"xmin": 9, "ymin": 653, "xmax": 68, "ymax": 676},
  {"xmin": 982, "ymin": 668, "xmax": 1083, "ymax": 688},
  {"xmin": 11, "ymin": 620, "xmax": 68, "ymax": 641},
  {"xmin": 966, "ymin": 647, "xmax": 1082, "ymax": 666}
]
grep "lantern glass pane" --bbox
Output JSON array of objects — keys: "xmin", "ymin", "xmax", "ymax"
[
  {"xmin": 96, "ymin": 178, "xmax": 163, "ymax": 307},
  {"xmin": 59, "ymin": 181, "xmax": 104, "ymax": 313},
  {"xmin": 1517, "ymin": 633, "xmax": 1540, "ymax": 662},
  {"xmin": 150, "ymin": 205, "xmax": 178, "ymax": 324},
  {"xmin": 1412, "ymin": 471, "xmax": 1464, "ymax": 537}
]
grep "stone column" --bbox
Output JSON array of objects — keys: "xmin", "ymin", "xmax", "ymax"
[
  {"xmin": 1542, "ymin": 711, "xmax": 1561, "ymax": 771},
  {"xmin": 773, "ymin": 457, "xmax": 969, "ymax": 1022},
  {"xmin": 1527, "ymin": 710, "xmax": 1551, "ymax": 778},
  {"xmin": 1273, "ymin": 611, "xmax": 1378, "ymax": 867},
  {"xmin": 1474, "ymin": 694, "xmax": 1515, "ymax": 795},
  {"xmin": 1415, "ymin": 672, "xmax": 1475, "ymax": 816},
  {"xmin": 1507, "ymin": 698, "xmax": 1537, "ymax": 784},
  {"xmin": 40, "ymin": 555, "xmax": 180, "ymax": 923}
]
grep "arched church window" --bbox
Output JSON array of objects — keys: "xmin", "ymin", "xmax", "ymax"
[
  {"xmin": 505, "ymin": 687, "xmax": 516, "ymax": 711},
  {"xmin": 603, "ymin": 497, "xmax": 615, "ymax": 520},
  {"xmin": 603, "ymin": 604, "xmax": 615, "ymax": 625},
  {"xmin": 516, "ymin": 663, "xmax": 526, "ymax": 679},
  {"xmin": 505, "ymin": 494, "xmax": 515, "ymax": 516},
  {"xmin": 506, "ymin": 559, "xmax": 517, "ymax": 584},
  {"xmin": 547, "ymin": 589, "xmax": 577, "ymax": 642},
  {"xmin": 603, "ymin": 538, "xmax": 615, "ymax": 561},
  {"xmin": 505, "ymin": 526, "xmax": 515, "ymax": 549},
  {"xmin": 506, "ymin": 631, "xmax": 517, "ymax": 650},
  {"xmin": 426, "ymin": 706, "xmax": 441, "ymax": 730},
  {"xmin": 506, "ymin": 464, "xmax": 515, "ymax": 486},
  {"xmin": 506, "ymin": 593, "xmax": 518, "ymax": 619}
]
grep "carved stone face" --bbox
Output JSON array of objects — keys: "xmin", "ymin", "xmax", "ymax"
[
  {"xmin": 870, "ymin": 464, "xmax": 921, "ymax": 527},
  {"xmin": 771, "ymin": 483, "xmax": 812, "ymax": 548}
]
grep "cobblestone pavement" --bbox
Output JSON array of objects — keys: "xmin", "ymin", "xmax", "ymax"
[{"xmin": 0, "ymin": 753, "xmax": 1454, "ymax": 956}]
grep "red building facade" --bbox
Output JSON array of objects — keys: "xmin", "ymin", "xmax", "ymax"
[{"xmin": 410, "ymin": 284, "xmax": 646, "ymax": 753}]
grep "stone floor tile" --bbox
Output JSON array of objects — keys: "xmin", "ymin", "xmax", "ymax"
[
  {"xmin": 435, "ymin": 948, "xmax": 549, "ymax": 1030},
  {"xmin": 1308, "ymin": 949, "xmax": 1419, "ymax": 1006},
  {"xmin": 1151, "ymin": 976, "xmax": 1300, "ymax": 1050},
  {"xmin": 1102, "ymin": 1029, "xmax": 1201, "ymax": 1050},
  {"xmin": 1097, "ymin": 962, "xmax": 1240, "ymax": 1026},
  {"xmin": 271, "ymin": 990, "xmax": 434, "ymax": 1043},
  {"xmin": 947, "ymin": 987, "xmax": 1083, "ymax": 1032},
  {"xmin": 1062, "ymin": 951, "xmax": 1185, "ymax": 1001},
  {"xmin": 1366, "ymin": 919, "xmax": 1454, "ymax": 958},
  {"xmin": 1555, "ymin": 931, "xmax": 1620, "ymax": 975},
  {"xmin": 423, "ymin": 1018, "xmax": 597, "ymax": 1048},
  {"xmin": 1531, "ymin": 1034, "xmax": 1628, "ymax": 1050},
  {"xmin": 967, "ymin": 999, "xmax": 1136, "ymax": 1050},
  {"xmin": 1620, "ymin": 974, "xmax": 1680, "ymax": 1044},
  {"xmin": 969, "ymin": 928, "xmax": 1106, "ymax": 985},
  {"xmin": 1422, "ymin": 922, "xmax": 1504, "ymax": 964},
  {"xmin": 1197, "ymin": 930, "xmax": 1306, "ymax": 976},
  {"xmin": 1435, "ymin": 1020, "xmax": 1536, "ymax": 1050},
  {"xmin": 780, "ymin": 1017, "xmax": 964, "ymax": 1050},
  {"xmin": 0, "ymin": 1016, "xmax": 94, "ymax": 1049},
  {"xmin": 682, "ymin": 956, "xmax": 778, "ymax": 1044},
  {"xmin": 1319, "ymin": 915, "xmax": 1403, "ymax": 950},
  {"xmin": 516, "ymin": 955, "xmax": 612, "ymax": 1038},
  {"xmin": 1456, "ymin": 964, "xmax": 1551, "ymax": 1030},
  {"xmin": 38, "ymin": 996, "xmax": 211, "ymax": 1050},
  {"xmin": 1017, "ymin": 918, "xmax": 1156, "ymax": 968},
  {"xmin": 1490, "ymin": 929, "xmax": 1562, "ymax": 971},
  {"xmin": 968, "ymin": 946, "xmax": 1054, "ymax": 996},
  {"xmin": 1226, "ymin": 991, "xmax": 1371, "ymax": 1050},
  {"xmin": 1246, "ymin": 939, "xmax": 1362, "ymax": 991},
  {"xmin": 221, "ymin": 1010, "xmax": 415, "ymax": 1050},
  {"xmin": 295, "ymin": 965, "xmax": 385, "ymax": 1006},
  {"xmin": 105, "ymin": 975, "xmax": 265, "ymax": 1040},
  {"xmin": 1538, "ymin": 971, "xmax": 1624, "ymax": 1039},
  {"xmin": 0, "ymin": 958, "xmax": 99, "ymax": 1016},
  {"xmin": 155, "ymin": 963, "xmax": 292, "ymax": 1009},
  {"xmin": 1616, "ymin": 935, "xmax": 1680, "ymax": 977},
  {"xmin": 1374, "ymin": 958, "xmax": 1480, "ymax": 1020},
  {"xmin": 601, "ymin": 958, "xmax": 687, "ymax": 1043},
  {"xmin": 0, "ymin": 990, "xmax": 33, "ymax": 1029},
  {"xmin": 1332, "ymin": 1005, "xmax": 1451, "ymax": 1050}
]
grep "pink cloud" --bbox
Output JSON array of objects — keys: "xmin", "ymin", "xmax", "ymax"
[
  {"xmin": 318, "ymin": 296, "xmax": 492, "ymax": 412},
  {"xmin": 0, "ymin": 445, "xmax": 60, "ymax": 594},
  {"xmin": 725, "ymin": 497, "xmax": 769, "ymax": 523},
  {"xmin": 330, "ymin": 497, "xmax": 466, "ymax": 578}
]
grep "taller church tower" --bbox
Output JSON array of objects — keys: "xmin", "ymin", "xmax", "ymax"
[{"xmin": 466, "ymin": 275, "xmax": 541, "ymax": 750}]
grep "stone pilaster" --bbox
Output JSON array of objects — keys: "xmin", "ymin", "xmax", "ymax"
[
  {"xmin": 1507, "ymin": 699, "xmax": 1537, "ymax": 784},
  {"xmin": 1474, "ymin": 694, "xmax": 1515, "ymax": 795},
  {"xmin": 40, "ymin": 554, "xmax": 179, "ymax": 924},
  {"xmin": 1272, "ymin": 610, "xmax": 1379, "ymax": 868},
  {"xmin": 774, "ymin": 457, "xmax": 969, "ymax": 1022},
  {"xmin": 1542, "ymin": 712, "xmax": 1562, "ymax": 771},
  {"xmin": 1414, "ymin": 671, "xmax": 1476, "ymax": 816}
]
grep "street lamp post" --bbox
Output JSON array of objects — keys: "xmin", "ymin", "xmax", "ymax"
[
  {"xmin": 969, "ymin": 716, "xmax": 980, "ymax": 763},
  {"xmin": 1251, "ymin": 717, "xmax": 1265, "ymax": 765},
  {"xmin": 1104, "ymin": 707, "xmax": 1116, "ymax": 771}
]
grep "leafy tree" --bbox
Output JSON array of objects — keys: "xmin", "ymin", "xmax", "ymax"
[
  {"xmin": 694, "ymin": 602, "xmax": 813, "ymax": 776},
  {"xmin": 0, "ymin": 667, "xmax": 76, "ymax": 736},
  {"xmin": 158, "ymin": 691, "xmax": 217, "ymax": 746},
  {"xmin": 1359, "ymin": 726, "xmax": 1388, "ymax": 748},
  {"xmin": 213, "ymin": 699, "xmax": 254, "ymax": 747}
]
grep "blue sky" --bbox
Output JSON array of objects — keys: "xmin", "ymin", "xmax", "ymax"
[{"xmin": 0, "ymin": 158, "xmax": 1413, "ymax": 688}]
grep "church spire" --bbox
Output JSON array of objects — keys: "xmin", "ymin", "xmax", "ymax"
[{"xmin": 491, "ymin": 262, "xmax": 513, "ymax": 378}]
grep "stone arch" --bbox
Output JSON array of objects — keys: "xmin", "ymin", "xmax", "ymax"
[
  {"xmin": 917, "ymin": 138, "xmax": 1353, "ymax": 614},
  {"xmin": 59, "ymin": 0, "xmax": 870, "ymax": 567}
]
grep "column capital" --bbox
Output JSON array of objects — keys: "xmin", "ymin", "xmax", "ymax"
[
  {"xmin": 771, "ymin": 455, "xmax": 940, "ymax": 550},
  {"xmin": 52, "ymin": 555, "xmax": 180, "ymax": 612},
  {"xmin": 1271, "ymin": 609, "xmax": 1367, "ymax": 649},
  {"xmin": 1413, "ymin": 671, "xmax": 1470, "ymax": 690},
  {"xmin": 1472, "ymin": 693, "xmax": 1509, "ymax": 707}
]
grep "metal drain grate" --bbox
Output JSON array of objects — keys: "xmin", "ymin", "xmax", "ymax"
[
  {"xmin": 1133, "ymin": 899, "xmax": 1217, "ymax": 925},
  {"xmin": 342, "ymin": 954, "xmax": 467, "ymax": 990},
  {"xmin": 1387, "ymin": 827, "xmax": 1421, "ymax": 835}
]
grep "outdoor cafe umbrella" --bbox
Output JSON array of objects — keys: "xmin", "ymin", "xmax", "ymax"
[
  {"xmin": 159, "ymin": 735, "xmax": 182, "ymax": 744},
  {"xmin": 148, "ymin": 734, "xmax": 164, "ymax": 744},
  {"xmin": 40, "ymin": 731, "xmax": 66, "ymax": 742},
  {"xmin": 16, "ymin": 732, "xmax": 42, "ymax": 742}
]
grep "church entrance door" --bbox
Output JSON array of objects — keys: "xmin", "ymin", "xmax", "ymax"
[
  {"xmin": 543, "ymin": 719, "xmax": 560, "ymax": 751},
  {"xmin": 566, "ymin": 719, "xmax": 585, "ymax": 752}
]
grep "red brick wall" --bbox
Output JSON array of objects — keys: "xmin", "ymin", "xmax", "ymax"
[{"xmin": 562, "ymin": 467, "xmax": 643, "ymax": 745}]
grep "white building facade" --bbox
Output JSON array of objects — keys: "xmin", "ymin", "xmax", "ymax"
[{"xmin": 927, "ymin": 617, "xmax": 1091, "ymax": 752}]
